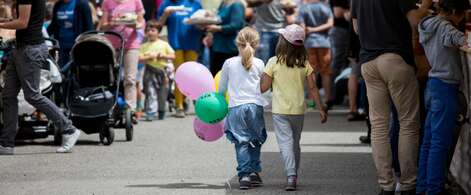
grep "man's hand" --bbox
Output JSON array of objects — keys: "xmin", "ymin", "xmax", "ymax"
[
  {"xmin": 319, "ymin": 108, "xmax": 328, "ymax": 124},
  {"xmin": 203, "ymin": 35, "xmax": 213, "ymax": 47}
]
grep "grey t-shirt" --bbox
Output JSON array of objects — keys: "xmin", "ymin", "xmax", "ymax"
[
  {"xmin": 297, "ymin": 2, "xmax": 333, "ymax": 48},
  {"xmin": 253, "ymin": 0, "xmax": 286, "ymax": 32}
]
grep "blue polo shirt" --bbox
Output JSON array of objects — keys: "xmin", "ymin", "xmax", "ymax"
[{"xmin": 157, "ymin": 0, "xmax": 203, "ymax": 51}]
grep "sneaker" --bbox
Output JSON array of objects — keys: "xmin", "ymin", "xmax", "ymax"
[
  {"xmin": 239, "ymin": 175, "xmax": 251, "ymax": 190},
  {"xmin": 285, "ymin": 175, "xmax": 297, "ymax": 191},
  {"xmin": 145, "ymin": 113, "xmax": 156, "ymax": 121},
  {"xmin": 56, "ymin": 129, "xmax": 81, "ymax": 153},
  {"xmin": 0, "ymin": 145, "xmax": 13, "ymax": 155},
  {"xmin": 249, "ymin": 172, "xmax": 263, "ymax": 187},
  {"xmin": 359, "ymin": 135, "xmax": 371, "ymax": 144},
  {"xmin": 175, "ymin": 109, "xmax": 185, "ymax": 118}
]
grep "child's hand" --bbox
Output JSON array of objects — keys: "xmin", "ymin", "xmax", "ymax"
[{"xmin": 319, "ymin": 108, "xmax": 328, "ymax": 124}]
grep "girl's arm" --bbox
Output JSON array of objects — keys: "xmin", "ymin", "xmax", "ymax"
[
  {"xmin": 307, "ymin": 72, "xmax": 328, "ymax": 123},
  {"xmin": 218, "ymin": 63, "xmax": 229, "ymax": 94},
  {"xmin": 306, "ymin": 18, "xmax": 334, "ymax": 34},
  {"xmin": 260, "ymin": 73, "xmax": 272, "ymax": 93}
]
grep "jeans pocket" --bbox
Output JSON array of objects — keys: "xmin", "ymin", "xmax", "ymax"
[{"xmin": 23, "ymin": 45, "xmax": 48, "ymax": 69}]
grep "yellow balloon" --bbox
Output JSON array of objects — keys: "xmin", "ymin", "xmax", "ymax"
[
  {"xmin": 214, "ymin": 71, "xmax": 229, "ymax": 102},
  {"xmin": 215, "ymin": 71, "xmax": 221, "ymax": 92}
]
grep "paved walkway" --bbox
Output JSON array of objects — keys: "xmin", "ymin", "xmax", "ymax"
[{"xmin": 0, "ymin": 111, "xmax": 377, "ymax": 195}]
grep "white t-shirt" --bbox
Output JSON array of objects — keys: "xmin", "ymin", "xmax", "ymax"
[{"xmin": 219, "ymin": 56, "xmax": 268, "ymax": 108}]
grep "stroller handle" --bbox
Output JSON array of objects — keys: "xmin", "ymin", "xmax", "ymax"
[{"xmin": 76, "ymin": 30, "xmax": 126, "ymax": 50}]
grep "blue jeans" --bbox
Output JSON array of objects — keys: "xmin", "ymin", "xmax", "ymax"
[
  {"xmin": 417, "ymin": 78, "xmax": 459, "ymax": 194},
  {"xmin": 235, "ymin": 142, "xmax": 262, "ymax": 177},
  {"xmin": 256, "ymin": 31, "xmax": 279, "ymax": 63}
]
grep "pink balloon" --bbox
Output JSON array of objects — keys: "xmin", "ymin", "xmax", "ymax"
[
  {"xmin": 193, "ymin": 118, "xmax": 225, "ymax": 142},
  {"xmin": 175, "ymin": 61, "xmax": 215, "ymax": 100}
]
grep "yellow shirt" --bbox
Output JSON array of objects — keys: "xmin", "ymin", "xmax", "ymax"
[
  {"xmin": 264, "ymin": 56, "xmax": 314, "ymax": 115},
  {"xmin": 139, "ymin": 39, "xmax": 175, "ymax": 69}
]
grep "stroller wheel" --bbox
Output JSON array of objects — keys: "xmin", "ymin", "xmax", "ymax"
[
  {"xmin": 99, "ymin": 125, "xmax": 114, "ymax": 145},
  {"xmin": 125, "ymin": 109, "xmax": 133, "ymax": 141}
]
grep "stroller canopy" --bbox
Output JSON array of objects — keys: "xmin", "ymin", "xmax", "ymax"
[{"xmin": 71, "ymin": 34, "xmax": 117, "ymax": 87}]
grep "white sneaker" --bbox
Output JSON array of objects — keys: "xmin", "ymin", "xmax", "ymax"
[{"xmin": 56, "ymin": 130, "xmax": 81, "ymax": 153}]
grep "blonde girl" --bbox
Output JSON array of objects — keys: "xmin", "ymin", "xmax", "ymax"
[{"xmin": 219, "ymin": 27, "xmax": 268, "ymax": 190}]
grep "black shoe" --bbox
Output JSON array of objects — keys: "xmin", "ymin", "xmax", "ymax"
[
  {"xmin": 249, "ymin": 172, "xmax": 263, "ymax": 187},
  {"xmin": 239, "ymin": 176, "xmax": 251, "ymax": 190},
  {"xmin": 326, "ymin": 100, "xmax": 334, "ymax": 110},
  {"xmin": 378, "ymin": 190, "xmax": 395, "ymax": 195},
  {"xmin": 359, "ymin": 135, "xmax": 371, "ymax": 144},
  {"xmin": 158, "ymin": 111, "xmax": 165, "ymax": 120},
  {"xmin": 285, "ymin": 175, "xmax": 297, "ymax": 191}
]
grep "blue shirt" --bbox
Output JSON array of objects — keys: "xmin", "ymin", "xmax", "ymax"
[
  {"xmin": 212, "ymin": 1, "xmax": 245, "ymax": 54},
  {"xmin": 157, "ymin": 0, "xmax": 203, "ymax": 51},
  {"xmin": 297, "ymin": 2, "xmax": 333, "ymax": 48},
  {"xmin": 57, "ymin": 0, "xmax": 76, "ymax": 49}
]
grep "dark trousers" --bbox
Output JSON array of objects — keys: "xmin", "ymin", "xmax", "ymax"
[{"xmin": 1, "ymin": 44, "xmax": 75, "ymax": 147}]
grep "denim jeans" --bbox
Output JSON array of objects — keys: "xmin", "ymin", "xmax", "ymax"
[
  {"xmin": 255, "ymin": 31, "xmax": 279, "ymax": 64},
  {"xmin": 235, "ymin": 142, "xmax": 262, "ymax": 177},
  {"xmin": 1, "ymin": 44, "xmax": 76, "ymax": 147},
  {"xmin": 417, "ymin": 78, "xmax": 459, "ymax": 194}
]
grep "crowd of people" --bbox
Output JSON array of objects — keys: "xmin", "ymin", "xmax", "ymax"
[{"xmin": 0, "ymin": 0, "xmax": 470, "ymax": 194}]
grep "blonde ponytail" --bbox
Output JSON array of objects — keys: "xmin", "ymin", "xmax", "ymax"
[{"xmin": 236, "ymin": 27, "xmax": 260, "ymax": 71}]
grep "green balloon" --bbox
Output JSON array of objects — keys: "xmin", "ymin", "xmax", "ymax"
[{"xmin": 195, "ymin": 92, "xmax": 229, "ymax": 124}]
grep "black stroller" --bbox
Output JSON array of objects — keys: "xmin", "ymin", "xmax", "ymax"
[{"xmin": 64, "ymin": 31, "xmax": 133, "ymax": 145}]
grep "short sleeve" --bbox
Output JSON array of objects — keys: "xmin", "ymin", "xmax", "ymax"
[
  {"xmin": 398, "ymin": 0, "xmax": 417, "ymax": 15},
  {"xmin": 351, "ymin": 0, "xmax": 357, "ymax": 19},
  {"xmin": 296, "ymin": 6, "xmax": 305, "ymax": 24},
  {"xmin": 157, "ymin": 0, "xmax": 168, "ymax": 19},
  {"xmin": 135, "ymin": 0, "xmax": 145, "ymax": 13},
  {"xmin": 139, "ymin": 43, "xmax": 147, "ymax": 55},
  {"xmin": 165, "ymin": 42, "xmax": 175, "ymax": 54},
  {"xmin": 264, "ymin": 58, "xmax": 276, "ymax": 77},
  {"xmin": 324, "ymin": 5, "xmax": 333, "ymax": 19}
]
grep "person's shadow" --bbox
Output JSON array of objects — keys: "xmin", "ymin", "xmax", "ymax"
[{"xmin": 126, "ymin": 183, "xmax": 226, "ymax": 190}]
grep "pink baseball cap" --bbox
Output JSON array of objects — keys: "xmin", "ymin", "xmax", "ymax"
[{"xmin": 278, "ymin": 24, "xmax": 305, "ymax": 46}]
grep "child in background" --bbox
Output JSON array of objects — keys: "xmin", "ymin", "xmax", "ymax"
[
  {"xmin": 139, "ymin": 21, "xmax": 175, "ymax": 121},
  {"xmin": 417, "ymin": 0, "xmax": 469, "ymax": 194},
  {"xmin": 297, "ymin": 0, "xmax": 334, "ymax": 109},
  {"xmin": 219, "ymin": 27, "xmax": 268, "ymax": 190},
  {"xmin": 260, "ymin": 24, "xmax": 327, "ymax": 191}
]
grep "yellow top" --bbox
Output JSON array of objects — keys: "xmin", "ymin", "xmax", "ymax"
[
  {"xmin": 139, "ymin": 39, "xmax": 175, "ymax": 69},
  {"xmin": 264, "ymin": 56, "xmax": 314, "ymax": 115}
]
